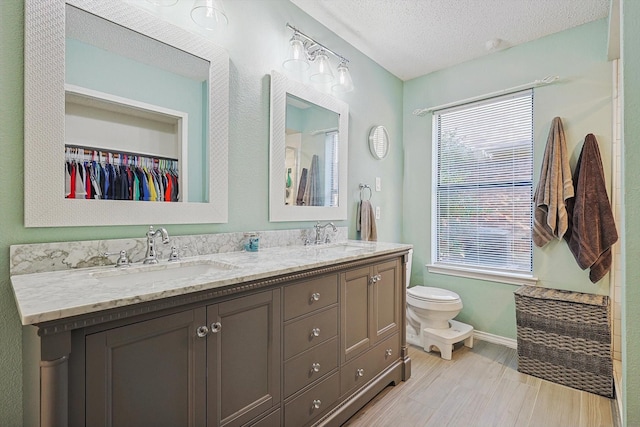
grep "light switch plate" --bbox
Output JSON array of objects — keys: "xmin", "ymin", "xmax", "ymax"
[
  {"xmin": 375, "ymin": 177, "xmax": 381, "ymax": 191},
  {"xmin": 375, "ymin": 206, "xmax": 381, "ymax": 219}
]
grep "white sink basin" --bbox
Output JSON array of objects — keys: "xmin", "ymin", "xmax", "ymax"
[{"xmin": 91, "ymin": 259, "xmax": 239, "ymax": 287}]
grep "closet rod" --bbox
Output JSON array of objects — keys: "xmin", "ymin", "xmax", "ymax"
[
  {"xmin": 412, "ymin": 75, "xmax": 559, "ymax": 116},
  {"xmin": 65, "ymin": 144, "xmax": 178, "ymax": 162}
]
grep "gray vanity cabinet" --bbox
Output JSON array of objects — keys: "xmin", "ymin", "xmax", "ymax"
[
  {"xmin": 84, "ymin": 309, "xmax": 207, "ymax": 427},
  {"xmin": 82, "ymin": 289, "xmax": 280, "ymax": 427},
  {"xmin": 26, "ymin": 250, "xmax": 410, "ymax": 427},
  {"xmin": 207, "ymin": 290, "xmax": 281, "ymax": 427},
  {"xmin": 340, "ymin": 258, "xmax": 402, "ymax": 362}
]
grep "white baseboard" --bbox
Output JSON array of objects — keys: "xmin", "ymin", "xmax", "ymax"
[{"xmin": 473, "ymin": 330, "xmax": 517, "ymax": 349}]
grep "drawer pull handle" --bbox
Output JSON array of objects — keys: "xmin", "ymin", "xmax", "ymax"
[
  {"xmin": 385, "ymin": 348, "xmax": 393, "ymax": 357},
  {"xmin": 356, "ymin": 368, "xmax": 365, "ymax": 377},
  {"xmin": 210, "ymin": 322, "xmax": 222, "ymax": 333},
  {"xmin": 196, "ymin": 325, "xmax": 209, "ymax": 338},
  {"xmin": 311, "ymin": 362, "xmax": 321, "ymax": 373},
  {"xmin": 311, "ymin": 328, "xmax": 321, "ymax": 337},
  {"xmin": 311, "ymin": 292, "xmax": 321, "ymax": 302},
  {"xmin": 312, "ymin": 399, "xmax": 322, "ymax": 410}
]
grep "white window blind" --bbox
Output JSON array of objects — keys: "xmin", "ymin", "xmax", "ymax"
[{"xmin": 433, "ymin": 90, "xmax": 534, "ymax": 274}]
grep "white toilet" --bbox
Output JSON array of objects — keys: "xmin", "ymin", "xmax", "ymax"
[{"xmin": 405, "ymin": 249, "xmax": 474, "ymax": 360}]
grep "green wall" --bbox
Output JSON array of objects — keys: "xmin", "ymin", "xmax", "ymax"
[
  {"xmin": 403, "ymin": 19, "xmax": 613, "ymax": 339},
  {"xmin": 622, "ymin": 1, "xmax": 640, "ymax": 425},
  {"xmin": 0, "ymin": 0, "xmax": 403, "ymax": 423}
]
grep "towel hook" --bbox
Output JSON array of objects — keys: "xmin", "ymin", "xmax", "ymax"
[{"xmin": 359, "ymin": 184, "xmax": 372, "ymax": 201}]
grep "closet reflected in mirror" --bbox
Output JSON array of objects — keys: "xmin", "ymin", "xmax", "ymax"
[
  {"xmin": 23, "ymin": 0, "xmax": 229, "ymax": 227},
  {"xmin": 269, "ymin": 71, "xmax": 349, "ymax": 222},
  {"xmin": 65, "ymin": 4, "xmax": 207, "ymax": 203}
]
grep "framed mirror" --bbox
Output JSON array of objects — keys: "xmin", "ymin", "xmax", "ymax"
[
  {"xmin": 269, "ymin": 71, "xmax": 349, "ymax": 222},
  {"xmin": 368, "ymin": 125, "xmax": 390, "ymax": 159},
  {"xmin": 24, "ymin": 0, "xmax": 229, "ymax": 227}
]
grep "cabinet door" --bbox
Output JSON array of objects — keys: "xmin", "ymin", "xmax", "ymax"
[
  {"xmin": 207, "ymin": 290, "xmax": 281, "ymax": 427},
  {"xmin": 341, "ymin": 266, "xmax": 373, "ymax": 361},
  {"xmin": 372, "ymin": 259, "xmax": 402, "ymax": 344},
  {"xmin": 85, "ymin": 309, "xmax": 207, "ymax": 427}
]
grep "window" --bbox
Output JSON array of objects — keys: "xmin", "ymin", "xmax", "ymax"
[{"xmin": 432, "ymin": 90, "xmax": 534, "ymax": 276}]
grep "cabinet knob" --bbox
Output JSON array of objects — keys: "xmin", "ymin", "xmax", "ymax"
[
  {"xmin": 312, "ymin": 399, "xmax": 322, "ymax": 410},
  {"xmin": 385, "ymin": 348, "xmax": 393, "ymax": 357},
  {"xmin": 311, "ymin": 327, "xmax": 321, "ymax": 337},
  {"xmin": 356, "ymin": 368, "xmax": 365, "ymax": 377},
  {"xmin": 196, "ymin": 325, "xmax": 209, "ymax": 338},
  {"xmin": 374, "ymin": 274, "xmax": 382, "ymax": 282},
  {"xmin": 210, "ymin": 322, "xmax": 222, "ymax": 333},
  {"xmin": 311, "ymin": 362, "xmax": 321, "ymax": 373},
  {"xmin": 311, "ymin": 292, "xmax": 321, "ymax": 302}
]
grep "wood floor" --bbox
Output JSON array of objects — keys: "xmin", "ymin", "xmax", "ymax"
[{"xmin": 343, "ymin": 340, "xmax": 618, "ymax": 427}]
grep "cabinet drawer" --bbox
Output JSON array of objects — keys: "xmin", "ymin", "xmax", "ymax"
[
  {"xmin": 284, "ymin": 372, "xmax": 339, "ymax": 427},
  {"xmin": 284, "ymin": 337, "xmax": 338, "ymax": 398},
  {"xmin": 340, "ymin": 333, "xmax": 400, "ymax": 396},
  {"xmin": 284, "ymin": 274, "xmax": 338, "ymax": 320},
  {"xmin": 284, "ymin": 306, "xmax": 338, "ymax": 359}
]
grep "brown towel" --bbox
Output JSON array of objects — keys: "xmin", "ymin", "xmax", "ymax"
[
  {"xmin": 357, "ymin": 200, "xmax": 377, "ymax": 241},
  {"xmin": 564, "ymin": 134, "xmax": 618, "ymax": 283},
  {"xmin": 296, "ymin": 168, "xmax": 308, "ymax": 205},
  {"xmin": 533, "ymin": 117, "xmax": 574, "ymax": 247}
]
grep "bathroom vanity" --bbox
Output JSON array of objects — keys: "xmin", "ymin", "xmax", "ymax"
[{"xmin": 12, "ymin": 240, "xmax": 411, "ymax": 427}]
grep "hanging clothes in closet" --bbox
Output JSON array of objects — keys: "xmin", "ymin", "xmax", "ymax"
[{"xmin": 64, "ymin": 146, "xmax": 180, "ymax": 202}]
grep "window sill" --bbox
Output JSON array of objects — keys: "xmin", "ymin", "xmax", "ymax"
[{"xmin": 426, "ymin": 264, "xmax": 538, "ymax": 286}]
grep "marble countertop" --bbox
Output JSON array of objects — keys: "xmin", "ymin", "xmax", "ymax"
[{"xmin": 11, "ymin": 240, "xmax": 412, "ymax": 326}]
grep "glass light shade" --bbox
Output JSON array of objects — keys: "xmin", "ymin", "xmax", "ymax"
[
  {"xmin": 146, "ymin": 0, "xmax": 179, "ymax": 5},
  {"xmin": 309, "ymin": 51, "xmax": 334, "ymax": 84},
  {"xmin": 191, "ymin": 0, "xmax": 228, "ymax": 30},
  {"xmin": 282, "ymin": 37, "xmax": 310, "ymax": 72},
  {"xmin": 332, "ymin": 62, "xmax": 354, "ymax": 93}
]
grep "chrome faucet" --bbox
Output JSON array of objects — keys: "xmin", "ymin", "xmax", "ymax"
[
  {"xmin": 314, "ymin": 221, "xmax": 337, "ymax": 244},
  {"xmin": 144, "ymin": 226, "xmax": 170, "ymax": 264}
]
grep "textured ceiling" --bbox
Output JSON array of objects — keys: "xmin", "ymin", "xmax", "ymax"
[{"xmin": 289, "ymin": 0, "xmax": 610, "ymax": 81}]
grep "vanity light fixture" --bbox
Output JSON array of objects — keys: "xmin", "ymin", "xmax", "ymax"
[
  {"xmin": 191, "ymin": 0, "xmax": 228, "ymax": 30},
  {"xmin": 145, "ymin": 0, "xmax": 228, "ymax": 30},
  {"xmin": 283, "ymin": 23, "xmax": 354, "ymax": 93}
]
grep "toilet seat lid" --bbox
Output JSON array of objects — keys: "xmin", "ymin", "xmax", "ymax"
[{"xmin": 407, "ymin": 286, "xmax": 461, "ymax": 302}]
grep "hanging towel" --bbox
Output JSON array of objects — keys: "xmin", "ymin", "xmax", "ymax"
[
  {"xmin": 357, "ymin": 200, "xmax": 378, "ymax": 241},
  {"xmin": 564, "ymin": 134, "xmax": 618, "ymax": 283},
  {"xmin": 296, "ymin": 168, "xmax": 308, "ymax": 205},
  {"xmin": 303, "ymin": 155, "xmax": 323, "ymax": 206},
  {"xmin": 533, "ymin": 117, "xmax": 574, "ymax": 247}
]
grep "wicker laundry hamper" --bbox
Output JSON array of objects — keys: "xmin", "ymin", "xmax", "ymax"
[{"xmin": 514, "ymin": 285, "xmax": 613, "ymax": 398}]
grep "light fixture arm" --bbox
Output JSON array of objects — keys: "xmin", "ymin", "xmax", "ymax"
[{"xmin": 286, "ymin": 23, "xmax": 349, "ymax": 65}]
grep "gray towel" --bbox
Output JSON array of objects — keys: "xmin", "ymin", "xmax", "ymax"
[
  {"xmin": 357, "ymin": 200, "xmax": 377, "ymax": 241},
  {"xmin": 533, "ymin": 117, "xmax": 574, "ymax": 247},
  {"xmin": 296, "ymin": 168, "xmax": 307, "ymax": 205},
  {"xmin": 303, "ymin": 155, "xmax": 323, "ymax": 206},
  {"xmin": 564, "ymin": 134, "xmax": 618, "ymax": 283}
]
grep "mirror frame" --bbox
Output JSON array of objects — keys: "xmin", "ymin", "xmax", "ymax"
[
  {"xmin": 24, "ymin": 0, "xmax": 229, "ymax": 227},
  {"xmin": 269, "ymin": 71, "xmax": 349, "ymax": 222}
]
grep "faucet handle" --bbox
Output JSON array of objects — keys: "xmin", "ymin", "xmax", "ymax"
[{"xmin": 104, "ymin": 250, "xmax": 131, "ymax": 268}]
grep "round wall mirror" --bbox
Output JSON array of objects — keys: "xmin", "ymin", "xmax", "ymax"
[{"xmin": 368, "ymin": 125, "xmax": 389, "ymax": 159}]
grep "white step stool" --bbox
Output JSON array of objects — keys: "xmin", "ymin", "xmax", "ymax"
[{"xmin": 423, "ymin": 319, "xmax": 474, "ymax": 360}]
